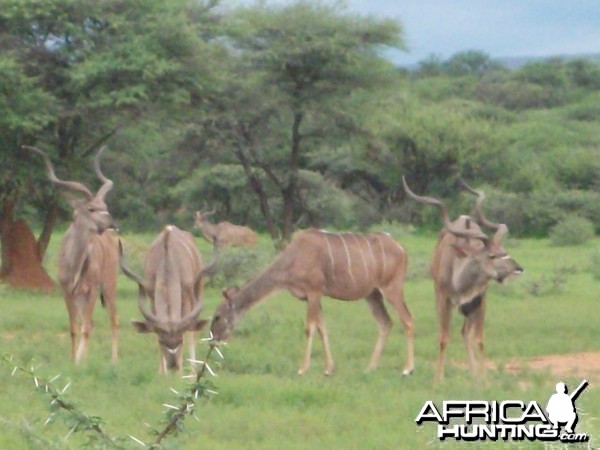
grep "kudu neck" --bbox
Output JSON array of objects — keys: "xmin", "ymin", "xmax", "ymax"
[
  {"xmin": 451, "ymin": 257, "xmax": 488, "ymax": 294},
  {"xmin": 233, "ymin": 267, "xmax": 282, "ymax": 315}
]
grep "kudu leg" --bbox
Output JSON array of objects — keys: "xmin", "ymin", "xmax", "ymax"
[
  {"xmin": 75, "ymin": 292, "xmax": 97, "ymax": 364},
  {"xmin": 381, "ymin": 283, "xmax": 414, "ymax": 376},
  {"xmin": 315, "ymin": 314, "xmax": 334, "ymax": 376},
  {"xmin": 103, "ymin": 286, "xmax": 119, "ymax": 364},
  {"xmin": 435, "ymin": 294, "xmax": 452, "ymax": 383},
  {"xmin": 186, "ymin": 331, "xmax": 196, "ymax": 366},
  {"xmin": 65, "ymin": 295, "xmax": 79, "ymax": 362},
  {"xmin": 463, "ymin": 298, "xmax": 486, "ymax": 377},
  {"xmin": 364, "ymin": 290, "xmax": 392, "ymax": 372},
  {"xmin": 298, "ymin": 295, "xmax": 333, "ymax": 375}
]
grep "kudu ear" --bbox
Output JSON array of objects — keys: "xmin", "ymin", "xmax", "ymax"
[
  {"xmin": 187, "ymin": 319, "xmax": 209, "ymax": 332},
  {"xmin": 131, "ymin": 320, "xmax": 154, "ymax": 333},
  {"xmin": 222, "ymin": 286, "xmax": 240, "ymax": 303}
]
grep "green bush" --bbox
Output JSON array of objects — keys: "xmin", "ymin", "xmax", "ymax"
[{"xmin": 549, "ymin": 215, "xmax": 595, "ymax": 246}]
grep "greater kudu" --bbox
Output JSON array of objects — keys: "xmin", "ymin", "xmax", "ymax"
[
  {"xmin": 119, "ymin": 225, "xmax": 216, "ymax": 373},
  {"xmin": 25, "ymin": 145, "xmax": 119, "ymax": 363},
  {"xmin": 402, "ymin": 177, "xmax": 523, "ymax": 382},
  {"xmin": 211, "ymin": 228, "xmax": 414, "ymax": 376},
  {"xmin": 194, "ymin": 210, "xmax": 257, "ymax": 248}
]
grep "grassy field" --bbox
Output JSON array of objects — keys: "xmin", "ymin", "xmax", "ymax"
[{"xmin": 1, "ymin": 226, "xmax": 599, "ymax": 449}]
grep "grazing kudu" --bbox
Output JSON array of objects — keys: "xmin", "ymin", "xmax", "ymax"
[
  {"xmin": 211, "ymin": 228, "xmax": 414, "ymax": 376},
  {"xmin": 194, "ymin": 210, "xmax": 257, "ymax": 248},
  {"xmin": 119, "ymin": 225, "xmax": 216, "ymax": 373},
  {"xmin": 402, "ymin": 177, "xmax": 523, "ymax": 382},
  {"xmin": 25, "ymin": 145, "xmax": 119, "ymax": 363}
]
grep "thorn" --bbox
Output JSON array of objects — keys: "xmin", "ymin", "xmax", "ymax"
[
  {"xmin": 128, "ymin": 435, "xmax": 147, "ymax": 447},
  {"xmin": 169, "ymin": 387, "xmax": 179, "ymax": 395},
  {"xmin": 206, "ymin": 389, "xmax": 218, "ymax": 396},
  {"xmin": 11, "ymin": 366, "xmax": 18, "ymax": 376},
  {"xmin": 204, "ymin": 362, "xmax": 217, "ymax": 377},
  {"xmin": 61, "ymin": 381, "xmax": 71, "ymax": 394},
  {"xmin": 33, "ymin": 377, "xmax": 39, "ymax": 388},
  {"xmin": 64, "ymin": 426, "xmax": 76, "ymax": 440},
  {"xmin": 48, "ymin": 374, "xmax": 62, "ymax": 384},
  {"xmin": 44, "ymin": 416, "xmax": 53, "ymax": 426},
  {"xmin": 214, "ymin": 346, "xmax": 224, "ymax": 360},
  {"xmin": 162, "ymin": 403, "xmax": 180, "ymax": 411},
  {"xmin": 181, "ymin": 374, "xmax": 195, "ymax": 380},
  {"xmin": 187, "ymin": 358, "xmax": 205, "ymax": 365},
  {"xmin": 200, "ymin": 331, "xmax": 214, "ymax": 341}
]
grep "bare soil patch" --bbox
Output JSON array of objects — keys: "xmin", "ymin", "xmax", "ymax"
[{"xmin": 505, "ymin": 351, "xmax": 600, "ymax": 381}]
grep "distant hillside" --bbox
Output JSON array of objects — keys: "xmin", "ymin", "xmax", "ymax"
[
  {"xmin": 494, "ymin": 53, "xmax": 600, "ymax": 70},
  {"xmin": 396, "ymin": 52, "xmax": 600, "ymax": 71}
]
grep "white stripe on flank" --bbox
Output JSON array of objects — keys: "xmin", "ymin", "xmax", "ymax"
[
  {"xmin": 338, "ymin": 234, "xmax": 356, "ymax": 285},
  {"xmin": 365, "ymin": 236, "xmax": 377, "ymax": 276},
  {"xmin": 323, "ymin": 234, "xmax": 335, "ymax": 278},
  {"xmin": 352, "ymin": 234, "xmax": 370, "ymax": 280}
]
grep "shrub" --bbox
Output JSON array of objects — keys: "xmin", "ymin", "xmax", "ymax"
[
  {"xmin": 549, "ymin": 215, "xmax": 595, "ymax": 246},
  {"xmin": 209, "ymin": 248, "xmax": 260, "ymax": 287}
]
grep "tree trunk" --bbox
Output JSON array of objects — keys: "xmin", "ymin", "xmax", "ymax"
[
  {"xmin": 281, "ymin": 111, "xmax": 303, "ymax": 243},
  {"xmin": 0, "ymin": 200, "xmax": 56, "ymax": 293},
  {"xmin": 36, "ymin": 200, "xmax": 58, "ymax": 261},
  {"xmin": 234, "ymin": 148, "xmax": 280, "ymax": 243}
]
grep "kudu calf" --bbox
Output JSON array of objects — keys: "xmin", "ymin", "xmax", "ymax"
[
  {"xmin": 194, "ymin": 210, "xmax": 257, "ymax": 248},
  {"xmin": 26, "ymin": 146, "xmax": 119, "ymax": 363},
  {"xmin": 211, "ymin": 228, "xmax": 414, "ymax": 376},
  {"xmin": 119, "ymin": 225, "xmax": 215, "ymax": 373},
  {"xmin": 402, "ymin": 177, "xmax": 523, "ymax": 382}
]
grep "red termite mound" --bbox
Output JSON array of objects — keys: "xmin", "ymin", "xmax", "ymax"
[{"xmin": 0, "ymin": 219, "xmax": 56, "ymax": 293}]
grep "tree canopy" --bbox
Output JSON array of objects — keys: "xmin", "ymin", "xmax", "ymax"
[{"xmin": 1, "ymin": 0, "xmax": 599, "ymax": 266}]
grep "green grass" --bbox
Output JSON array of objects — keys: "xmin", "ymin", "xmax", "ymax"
[{"xmin": 1, "ymin": 228, "xmax": 600, "ymax": 449}]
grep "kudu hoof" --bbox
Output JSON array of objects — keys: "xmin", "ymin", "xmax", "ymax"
[{"xmin": 402, "ymin": 368, "xmax": 414, "ymax": 376}]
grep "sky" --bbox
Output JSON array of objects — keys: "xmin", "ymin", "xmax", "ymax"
[{"xmin": 343, "ymin": 0, "xmax": 600, "ymax": 66}]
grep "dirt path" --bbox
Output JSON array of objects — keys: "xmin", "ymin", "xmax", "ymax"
[{"xmin": 504, "ymin": 350, "xmax": 600, "ymax": 381}]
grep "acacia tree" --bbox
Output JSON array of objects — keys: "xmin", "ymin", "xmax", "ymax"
[
  {"xmin": 185, "ymin": 1, "xmax": 405, "ymax": 243},
  {"xmin": 0, "ymin": 0, "xmax": 222, "ymax": 290}
]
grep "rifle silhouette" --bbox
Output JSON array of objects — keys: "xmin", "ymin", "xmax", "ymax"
[{"xmin": 570, "ymin": 379, "xmax": 589, "ymax": 402}]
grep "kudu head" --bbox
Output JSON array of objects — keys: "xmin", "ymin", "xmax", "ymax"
[
  {"xmin": 210, "ymin": 286, "xmax": 241, "ymax": 342},
  {"xmin": 194, "ymin": 206, "xmax": 216, "ymax": 227},
  {"xmin": 402, "ymin": 176, "xmax": 523, "ymax": 284},
  {"xmin": 25, "ymin": 145, "xmax": 116, "ymax": 233},
  {"xmin": 119, "ymin": 241, "xmax": 215, "ymax": 370}
]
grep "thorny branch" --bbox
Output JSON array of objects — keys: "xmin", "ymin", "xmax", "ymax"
[
  {"xmin": 2, "ymin": 354, "xmax": 121, "ymax": 448},
  {"xmin": 2, "ymin": 339, "xmax": 223, "ymax": 449}
]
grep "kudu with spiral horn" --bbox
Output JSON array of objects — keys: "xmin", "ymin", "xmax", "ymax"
[
  {"xmin": 25, "ymin": 145, "xmax": 120, "ymax": 364},
  {"xmin": 402, "ymin": 176, "xmax": 523, "ymax": 382},
  {"xmin": 119, "ymin": 225, "xmax": 218, "ymax": 373},
  {"xmin": 194, "ymin": 203, "xmax": 257, "ymax": 248}
]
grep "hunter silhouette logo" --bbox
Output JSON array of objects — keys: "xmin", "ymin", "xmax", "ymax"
[
  {"xmin": 415, "ymin": 379, "xmax": 590, "ymax": 443},
  {"xmin": 546, "ymin": 379, "xmax": 588, "ymax": 435}
]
